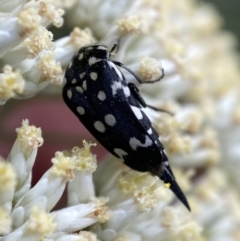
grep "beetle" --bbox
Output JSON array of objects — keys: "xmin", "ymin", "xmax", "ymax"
[{"xmin": 62, "ymin": 43, "xmax": 190, "ymax": 211}]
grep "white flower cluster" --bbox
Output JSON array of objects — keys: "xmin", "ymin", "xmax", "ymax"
[
  {"xmin": 0, "ymin": 120, "xmax": 109, "ymax": 240},
  {"xmin": 1, "ymin": 120, "xmax": 203, "ymax": 241},
  {"xmin": 1, "ymin": 0, "xmax": 240, "ymax": 240}
]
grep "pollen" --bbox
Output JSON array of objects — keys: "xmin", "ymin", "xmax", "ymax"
[
  {"xmin": 0, "ymin": 65, "xmax": 25, "ymax": 102},
  {"xmin": 166, "ymin": 133, "xmax": 192, "ymax": 154},
  {"xmin": 138, "ymin": 56, "xmax": 163, "ymax": 81},
  {"xmin": 200, "ymin": 128, "xmax": 219, "ymax": 150},
  {"xmin": 0, "ymin": 160, "xmax": 16, "ymax": 191},
  {"xmin": 161, "ymin": 207, "xmax": 180, "ymax": 228},
  {"xmin": 69, "ymin": 27, "xmax": 96, "ymax": 49},
  {"xmin": 38, "ymin": 51, "xmax": 63, "ymax": 84},
  {"xmin": 116, "ymin": 15, "xmax": 142, "ymax": 35},
  {"xmin": 18, "ymin": 8, "xmax": 41, "ymax": 34},
  {"xmin": 24, "ymin": 28, "xmax": 54, "ymax": 58},
  {"xmin": 182, "ymin": 111, "xmax": 203, "ymax": 133},
  {"xmin": 90, "ymin": 198, "xmax": 110, "ymax": 223},
  {"xmin": 164, "ymin": 38, "xmax": 185, "ymax": 56},
  {"xmin": 154, "ymin": 114, "xmax": 177, "ymax": 136},
  {"xmin": 39, "ymin": 2, "xmax": 64, "ymax": 28},
  {"xmin": 119, "ymin": 170, "xmax": 160, "ymax": 211},
  {"xmin": 27, "ymin": 206, "xmax": 56, "ymax": 234},
  {"xmin": 51, "ymin": 151, "xmax": 75, "ymax": 181},
  {"xmin": 119, "ymin": 171, "xmax": 148, "ymax": 194},
  {"xmin": 16, "ymin": 119, "xmax": 44, "ymax": 154},
  {"xmin": 177, "ymin": 221, "xmax": 203, "ymax": 240},
  {"xmin": 71, "ymin": 141, "xmax": 97, "ymax": 172},
  {"xmin": 133, "ymin": 188, "xmax": 157, "ymax": 211},
  {"xmin": 164, "ymin": 183, "xmax": 171, "ymax": 189}
]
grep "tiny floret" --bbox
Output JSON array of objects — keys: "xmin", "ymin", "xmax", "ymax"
[
  {"xmin": 89, "ymin": 198, "xmax": 110, "ymax": 223},
  {"xmin": 51, "ymin": 151, "xmax": 75, "ymax": 180},
  {"xmin": 167, "ymin": 133, "xmax": 192, "ymax": 154},
  {"xmin": 72, "ymin": 140, "xmax": 97, "ymax": 172},
  {"xmin": 69, "ymin": 27, "xmax": 96, "ymax": 49},
  {"xmin": 24, "ymin": 28, "xmax": 55, "ymax": 58},
  {"xmin": 16, "ymin": 119, "xmax": 44, "ymax": 152},
  {"xmin": 116, "ymin": 15, "xmax": 142, "ymax": 35},
  {"xmin": 119, "ymin": 171, "xmax": 160, "ymax": 211},
  {"xmin": 38, "ymin": 51, "xmax": 63, "ymax": 84},
  {"xmin": 183, "ymin": 111, "xmax": 203, "ymax": 133},
  {"xmin": 27, "ymin": 206, "xmax": 56, "ymax": 234},
  {"xmin": 154, "ymin": 114, "xmax": 177, "ymax": 136},
  {"xmin": 0, "ymin": 65, "xmax": 25, "ymax": 102},
  {"xmin": 119, "ymin": 171, "xmax": 150, "ymax": 194},
  {"xmin": 138, "ymin": 56, "xmax": 163, "ymax": 81},
  {"xmin": 18, "ymin": 8, "xmax": 41, "ymax": 34},
  {"xmin": 161, "ymin": 207, "xmax": 180, "ymax": 229},
  {"xmin": 133, "ymin": 188, "xmax": 157, "ymax": 211},
  {"xmin": 177, "ymin": 221, "xmax": 203, "ymax": 240},
  {"xmin": 39, "ymin": 2, "xmax": 65, "ymax": 27},
  {"xmin": 201, "ymin": 128, "xmax": 219, "ymax": 149}
]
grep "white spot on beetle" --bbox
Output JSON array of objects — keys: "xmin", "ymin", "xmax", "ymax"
[
  {"xmin": 79, "ymin": 72, "xmax": 85, "ymax": 79},
  {"xmin": 123, "ymin": 86, "xmax": 130, "ymax": 97},
  {"xmin": 94, "ymin": 121, "xmax": 105, "ymax": 133},
  {"xmin": 67, "ymin": 89, "xmax": 72, "ymax": 99},
  {"xmin": 98, "ymin": 91, "xmax": 106, "ymax": 101},
  {"xmin": 114, "ymin": 148, "xmax": 128, "ymax": 160},
  {"xmin": 147, "ymin": 128, "xmax": 153, "ymax": 135},
  {"xmin": 129, "ymin": 135, "xmax": 153, "ymax": 150},
  {"xmin": 89, "ymin": 57, "xmax": 97, "ymax": 65},
  {"xmin": 90, "ymin": 72, "xmax": 98, "ymax": 81},
  {"xmin": 75, "ymin": 86, "xmax": 84, "ymax": 93},
  {"xmin": 98, "ymin": 45, "xmax": 107, "ymax": 50},
  {"xmin": 108, "ymin": 61, "xmax": 123, "ymax": 80},
  {"xmin": 76, "ymin": 106, "xmax": 85, "ymax": 115},
  {"xmin": 78, "ymin": 53, "xmax": 83, "ymax": 60},
  {"xmin": 104, "ymin": 114, "xmax": 116, "ymax": 126},
  {"xmin": 111, "ymin": 81, "xmax": 122, "ymax": 96},
  {"xmin": 130, "ymin": 105, "xmax": 143, "ymax": 119},
  {"xmin": 82, "ymin": 80, "xmax": 87, "ymax": 90},
  {"xmin": 71, "ymin": 79, "xmax": 77, "ymax": 84},
  {"xmin": 163, "ymin": 160, "xmax": 169, "ymax": 166}
]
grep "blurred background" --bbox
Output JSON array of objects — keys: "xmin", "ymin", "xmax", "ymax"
[
  {"xmin": 205, "ymin": 0, "xmax": 240, "ymax": 51},
  {"xmin": 0, "ymin": 0, "xmax": 239, "ymax": 184}
]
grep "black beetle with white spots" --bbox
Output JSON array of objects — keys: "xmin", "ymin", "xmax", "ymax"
[{"xmin": 62, "ymin": 44, "xmax": 190, "ymax": 211}]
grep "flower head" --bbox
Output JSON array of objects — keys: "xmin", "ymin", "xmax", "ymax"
[{"xmin": 1, "ymin": 0, "xmax": 240, "ymax": 240}]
